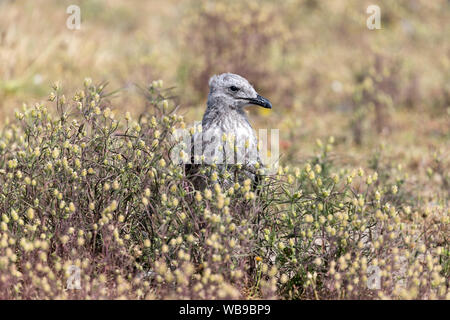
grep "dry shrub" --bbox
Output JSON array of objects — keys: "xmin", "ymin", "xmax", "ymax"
[
  {"xmin": 349, "ymin": 53, "xmax": 403, "ymax": 145},
  {"xmin": 0, "ymin": 80, "xmax": 448, "ymax": 299},
  {"xmin": 177, "ymin": 0, "xmax": 293, "ymax": 104}
]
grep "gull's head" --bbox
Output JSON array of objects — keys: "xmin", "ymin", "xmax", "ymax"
[{"xmin": 207, "ymin": 73, "xmax": 272, "ymax": 111}]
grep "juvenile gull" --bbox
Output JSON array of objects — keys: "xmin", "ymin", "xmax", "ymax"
[{"xmin": 186, "ymin": 73, "xmax": 272, "ymax": 189}]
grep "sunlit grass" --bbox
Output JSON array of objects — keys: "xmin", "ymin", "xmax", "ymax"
[{"xmin": 0, "ymin": 81, "xmax": 448, "ymax": 299}]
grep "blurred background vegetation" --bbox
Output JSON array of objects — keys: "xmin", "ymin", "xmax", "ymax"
[{"xmin": 0, "ymin": 0, "xmax": 448, "ymax": 199}]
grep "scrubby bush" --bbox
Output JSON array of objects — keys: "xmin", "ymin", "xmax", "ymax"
[
  {"xmin": 177, "ymin": 0, "xmax": 294, "ymax": 104},
  {"xmin": 0, "ymin": 80, "xmax": 448, "ymax": 299}
]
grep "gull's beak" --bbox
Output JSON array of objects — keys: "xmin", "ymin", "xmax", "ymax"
[{"xmin": 245, "ymin": 94, "xmax": 272, "ymax": 109}]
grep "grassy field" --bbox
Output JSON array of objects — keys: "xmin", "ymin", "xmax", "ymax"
[{"xmin": 0, "ymin": 0, "xmax": 448, "ymax": 299}]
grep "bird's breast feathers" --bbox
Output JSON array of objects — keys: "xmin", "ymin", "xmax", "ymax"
[{"xmin": 194, "ymin": 122, "xmax": 259, "ymax": 166}]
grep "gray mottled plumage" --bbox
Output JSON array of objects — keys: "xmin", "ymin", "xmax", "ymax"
[{"xmin": 186, "ymin": 73, "xmax": 272, "ymax": 190}]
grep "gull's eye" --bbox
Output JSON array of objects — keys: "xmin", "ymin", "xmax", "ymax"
[{"xmin": 229, "ymin": 86, "xmax": 240, "ymax": 92}]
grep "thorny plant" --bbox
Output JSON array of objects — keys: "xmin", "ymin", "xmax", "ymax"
[{"xmin": 0, "ymin": 80, "xmax": 448, "ymax": 299}]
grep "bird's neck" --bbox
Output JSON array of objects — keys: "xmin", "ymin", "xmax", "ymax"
[{"xmin": 202, "ymin": 101, "xmax": 249, "ymax": 130}]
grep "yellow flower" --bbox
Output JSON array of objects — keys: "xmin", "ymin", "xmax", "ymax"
[
  {"xmin": 11, "ymin": 209, "xmax": 19, "ymax": 221},
  {"xmin": 52, "ymin": 147, "xmax": 60, "ymax": 159},
  {"xmin": 304, "ymin": 214, "xmax": 314, "ymax": 223},
  {"xmin": 109, "ymin": 200, "xmax": 118, "ymax": 211},
  {"xmin": 103, "ymin": 108, "xmax": 111, "ymax": 118},
  {"xmin": 391, "ymin": 185, "xmax": 398, "ymax": 194},
  {"xmin": 26, "ymin": 208, "xmax": 35, "ymax": 220},
  {"xmin": 314, "ymin": 164, "xmax": 322, "ymax": 174},
  {"xmin": 204, "ymin": 189, "xmax": 212, "ymax": 200}
]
